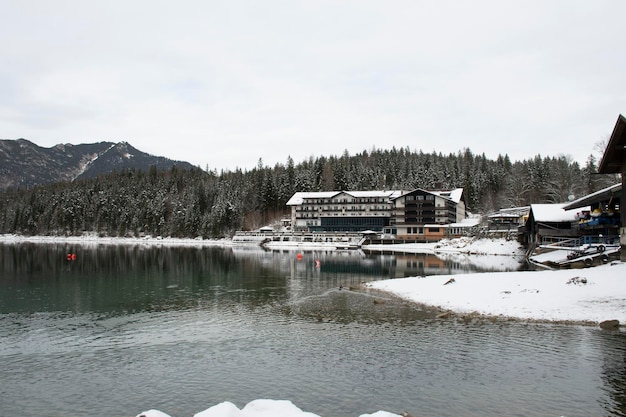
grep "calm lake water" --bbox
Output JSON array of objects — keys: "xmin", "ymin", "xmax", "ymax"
[{"xmin": 0, "ymin": 243, "xmax": 624, "ymax": 417}]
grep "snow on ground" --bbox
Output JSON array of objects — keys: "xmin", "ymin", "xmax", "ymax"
[
  {"xmin": 368, "ymin": 260, "xmax": 626, "ymax": 324},
  {"xmin": 435, "ymin": 236, "xmax": 523, "ymax": 256},
  {"xmin": 0, "ymin": 234, "xmax": 521, "ymax": 255},
  {"xmin": 435, "ymin": 250, "xmax": 524, "ymax": 271},
  {"xmin": 362, "ymin": 236, "xmax": 624, "ymax": 326},
  {"xmin": 136, "ymin": 400, "xmax": 401, "ymax": 417},
  {"xmin": 0, "ymin": 233, "xmax": 231, "ymax": 247},
  {"xmin": 365, "ymin": 236, "xmax": 525, "ymax": 256},
  {"xmin": 364, "ymin": 237, "xmax": 527, "ymax": 271}
]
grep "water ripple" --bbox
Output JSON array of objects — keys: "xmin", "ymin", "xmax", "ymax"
[{"xmin": 1, "ymin": 246, "xmax": 625, "ymax": 417}]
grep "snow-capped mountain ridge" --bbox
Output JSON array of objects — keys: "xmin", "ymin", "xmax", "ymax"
[{"xmin": 0, "ymin": 139, "xmax": 194, "ymax": 191}]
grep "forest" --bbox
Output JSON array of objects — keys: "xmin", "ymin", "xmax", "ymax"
[{"xmin": 0, "ymin": 148, "xmax": 618, "ymax": 238}]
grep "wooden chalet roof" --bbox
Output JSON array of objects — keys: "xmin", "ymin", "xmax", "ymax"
[
  {"xmin": 391, "ymin": 188, "xmax": 465, "ymax": 204},
  {"xmin": 286, "ymin": 190, "xmax": 404, "ymax": 205},
  {"xmin": 529, "ymin": 203, "xmax": 581, "ymax": 223},
  {"xmin": 598, "ymin": 114, "xmax": 626, "ymax": 174}
]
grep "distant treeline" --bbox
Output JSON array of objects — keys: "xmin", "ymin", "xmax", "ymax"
[{"xmin": 0, "ymin": 148, "xmax": 617, "ymax": 238}]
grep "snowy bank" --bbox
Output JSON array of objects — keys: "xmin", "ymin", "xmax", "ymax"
[
  {"xmin": 368, "ymin": 261, "xmax": 626, "ymax": 324},
  {"xmin": 136, "ymin": 399, "xmax": 401, "ymax": 417},
  {"xmin": 0, "ymin": 234, "xmax": 524, "ymax": 258},
  {"xmin": 0, "ymin": 234, "xmax": 231, "ymax": 247},
  {"xmin": 365, "ymin": 237, "xmax": 524, "ymax": 256}
]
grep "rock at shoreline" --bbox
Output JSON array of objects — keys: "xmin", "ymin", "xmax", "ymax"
[
  {"xmin": 599, "ymin": 319, "xmax": 620, "ymax": 330},
  {"xmin": 436, "ymin": 311, "xmax": 454, "ymax": 319}
]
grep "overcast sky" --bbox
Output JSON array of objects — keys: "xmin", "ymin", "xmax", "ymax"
[{"xmin": 2, "ymin": 1, "xmax": 625, "ymax": 171}]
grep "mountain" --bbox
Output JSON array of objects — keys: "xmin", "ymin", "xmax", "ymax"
[{"xmin": 0, "ymin": 139, "xmax": 195, "ymax": 191}]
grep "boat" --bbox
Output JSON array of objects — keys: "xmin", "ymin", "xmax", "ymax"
[
  {"xmin": 232, "ymin": 231, "xmax": 365, "ymax": 250},
  {"xmin": 528, "ymin": 242, "xmax": 620, "ymax": 269}
]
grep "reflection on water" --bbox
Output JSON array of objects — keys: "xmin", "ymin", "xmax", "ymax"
[
  {"xmin": 599, "ymin": 330, "xmax": 626, "ymax": 417},
  {"xmin": 0, "ymin": 243, "xmax": 624, "ymax": 417},
  {"xmin": 0, "ymin": 244, "xmax": 524, "ymax": 315}
]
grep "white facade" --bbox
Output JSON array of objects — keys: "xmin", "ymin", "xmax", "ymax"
[
  {"xmin": 287, "ymin": 188, "xmax": 466, "ymax": 237},
  {"xmin": 286, "ymin": 190, "xmax": 404, "ymax": 232}
]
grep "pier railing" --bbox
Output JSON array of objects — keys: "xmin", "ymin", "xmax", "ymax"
[{"xmin": 540, "ymin": 235, "xmax": 620, "ymax": 248}]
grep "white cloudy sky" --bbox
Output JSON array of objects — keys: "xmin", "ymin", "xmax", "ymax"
[{"xmin": 1, "ymin": 1, "xmax": 625, "ymax": 171}]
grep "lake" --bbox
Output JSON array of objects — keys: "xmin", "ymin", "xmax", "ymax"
[{"xmin": 0, "ymin": 243, "xmax": 624, "ymax": 417}]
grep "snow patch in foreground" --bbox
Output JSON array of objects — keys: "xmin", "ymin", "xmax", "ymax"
[
  {"xmin": 136, "ymin": 399, "xmax": 401, "ymax": 417},
  {"xmin": 368, "ymin": 261, "xmax": 626, "ymax": 323}
]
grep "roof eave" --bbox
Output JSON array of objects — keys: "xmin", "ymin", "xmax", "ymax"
[
  {"xmin": 599, "ymin": 114, "xmax": 626, "ymax": 174},
  {"xmin": 562, "ymin": 183, "xmax": 622, "ymax": 210}
]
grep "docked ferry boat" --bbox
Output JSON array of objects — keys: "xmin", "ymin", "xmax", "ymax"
[{"xmin": 232, "ymin": 231, "xmax": 366, "ymax": 250}]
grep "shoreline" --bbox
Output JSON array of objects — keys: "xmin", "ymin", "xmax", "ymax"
[
  {"xmin": 366, "ymin": 261, "xmax": 626, "ymax": 326},
  {"xmin": 7, "ymin": 233, "xmax": 618, "ymax": 326},
  {"xmin": 0, "ymin": 234, "xmax": 526, "ymax": 255},
  {"xmin": 363, "ymin": 285, "xmax": 605, "ymax": 327},
  {"xmin": 0, "ymin": 233, "xmax": 232, "ymax": 247}
]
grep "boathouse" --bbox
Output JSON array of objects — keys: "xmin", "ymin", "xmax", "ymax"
[
  {"xmin": 523, "ymin": 203, "xmax": 585, "ymax": 247},
  {"xmin": 597, "ymin": 114, "xmax": 626, "ymax": 258},
  {"xmin": 562, "ymin": 183, "xmax": 622, "ymax": 245},
  {"xmin": 487, "ymin": 207, "xmax": 529, "ymax": 232}
]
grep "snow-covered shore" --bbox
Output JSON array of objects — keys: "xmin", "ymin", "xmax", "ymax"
[
  {"xmin": 0, "ymin": 233, "xmax": 231, "ymax": 247},
  {"xmin": 368, "ymin": 260, "xmax": 626, "ymax": 324},
  {"xmin": 362, "ymin": 238, "xmax": 626, "ymax": 326},
  {"xmin": 0, "ymin": 233, "xmax": 524, "ymax": 254},
  {"xmin": 365, "ymin": 236, "xmax": 525, "ymax": 256},
  {"xmin": 0, "ymin": 234, "xmax": 523, "ymax": 253}
]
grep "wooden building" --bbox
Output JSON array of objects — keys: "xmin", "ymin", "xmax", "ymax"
[
  {"xmin": 598, "ymin": 114, "xmax": 626, "ymax": 257},
  {"xmin": 524, "ymin": 203, "xmax": 584, "ymax": 246},
  {"xmin": 562, "ymin": 183, "xmax": 621, "ymax": 244},
  {"xmin": 487, "ymin": 207, "xmax": 529, "ymax": 231}
]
